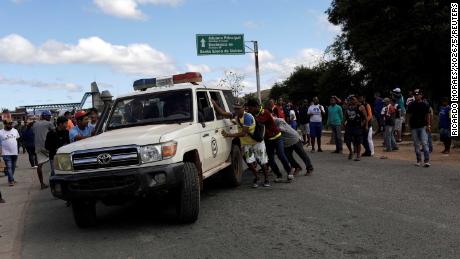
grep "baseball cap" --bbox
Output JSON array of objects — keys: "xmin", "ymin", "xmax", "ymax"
[
  {"xmin": 383, "ymin": 97, "xmax": 390, "ymax": 102},
  {"xmin": 233, "ymin": 101, "xmax": 244, "ymax": 109},
  {"xmin": 74, "ymin": 110, "xmax": 88, "ymax": 120},
  {"xmin": 41, "ymin": 110, "xmax": 52, "ymax": 116},
  {"xmin": 392, "ymin": 88, "xmax": 401, "ymax": 93}
]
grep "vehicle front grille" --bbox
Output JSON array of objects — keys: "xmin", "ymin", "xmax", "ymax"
[
  {"xmin": 68, "ymin": 174, "xmax": 138, "ymax": 191},
  {"xmin": 72, "ymin": 146, "xmax": 139, "ymax": 171}
]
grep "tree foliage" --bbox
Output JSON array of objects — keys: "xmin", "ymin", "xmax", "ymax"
[
  {"xmin": 327, "ymin": 0, "xmax": 450, "ymax": 99},
  {"xmin": 268, "ymin": 1, "xmax": 449, "ymax": 104}
]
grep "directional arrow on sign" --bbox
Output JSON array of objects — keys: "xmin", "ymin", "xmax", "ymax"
[{"xmin": 201, "ymin": 38, "xmax": 206, "ymax": 48}]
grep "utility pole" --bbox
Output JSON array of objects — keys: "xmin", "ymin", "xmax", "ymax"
[{"xmin": 253, "ymin": 41, "xmax": 261, "ymax": 103}]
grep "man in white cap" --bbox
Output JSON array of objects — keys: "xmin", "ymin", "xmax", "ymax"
[{"xmin": 392, "ymin": 87, "xmax": 405, "ymax": 142}]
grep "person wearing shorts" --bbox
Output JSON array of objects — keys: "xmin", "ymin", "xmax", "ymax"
[
  {"xmin": 212, "ymin": 99, "xmax": 270, "ymax": 188},
  {"xmin": 32, "ymin": 111, "xmax": 55, "ymax": 189},
  {"xmin": 307, "ymin": 97, "xmax": 325, "ymax": 152}
]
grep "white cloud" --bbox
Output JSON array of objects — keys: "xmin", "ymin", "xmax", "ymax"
[
  {"xmin": 250, "ymin": 49, "xmax": 275, "ymax": 63},
  {"xmin": 242, "ymin": 48, "xmax": 324, "ymax": 93},
  {"xmin": 185, "ymin": 64, "xmax": 211, "ymax": 73},
  {"xmin": 243, "ymin": 20, "xmax": 262, "ymax": 30},
  {"xmin": 247, "ymin": 48, "xmax": 323, "ymax": 78},
  {"xmin": 94, "ymin": 0, "xmax": 145, "ymax": 20},
  {"xmin": 0, "ymin": 34, "xmax": 176, "ymax": 76},
  {"xmin": 317, "ymin": 13, "xmax": 342, "ymax": 34},
  {"xmin": 307, "ymin": 10, "xmax": 342, "ymax": 34},
  {"xmin": 93, "ymin": 0, "xmax": 183, "ymax": 20},
  {"xmin": 0, "ymin": 75, "xmax": 83, "ymax": 92}
]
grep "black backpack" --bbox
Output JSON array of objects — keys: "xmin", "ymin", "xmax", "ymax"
[{"xmin": 237, "ymin": 115, "xmax": 265, "ymax": 142}]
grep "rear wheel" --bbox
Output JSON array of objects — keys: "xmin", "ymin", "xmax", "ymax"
[
  {"xmin": 72, "ymin": 200, "xmax": 97, "ymax": 228},
  {"xmin": 176, "ymin": 162, "xmax": 200, "ymax": 223},
  {"xmin": 224, "ymin": 145, "xmax": 243, "ymax": 187}
]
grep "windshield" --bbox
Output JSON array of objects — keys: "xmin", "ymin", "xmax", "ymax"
[{"xmin": 107, "ymin": 89, "xmax": 193, "ymax": 130}]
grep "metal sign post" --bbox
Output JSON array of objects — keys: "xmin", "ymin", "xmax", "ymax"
[
  {"xmin": 245, "ymin": 41, "xmax": 261, "ymax": 103},
  {"xmin": 253, "ymin": 41, "xmax": 261, "ymax": 103}
]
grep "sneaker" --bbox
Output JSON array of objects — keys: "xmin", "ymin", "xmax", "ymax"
[
  {"xmin": 348, "ymin": 153, "xmax": 353, "ymax": 160},
  {"xmin": 317, "ymin": 148, "xmax": 323, "ymax": 152},
  {"xmin": 263, "ymin": 181, "xmax": 271, "ymax": 187},
  {"xmin": 274, "ymin": 177, "xmax": 284, "ymax": 183},
  {"xmin": 33, "ymin": 166, "xmax": 38, "ymax": 168},
  {"xmin": 361, "ymin": 153, "xmax": 371, "ymax": 157},
  {"xmin": 423, "ymin": 162, "xmax": 431, "ymax": 168},
  {"xmin": 287, "ymin": 174, "xmax": 294, "ymax": 180},
  {"xmin": 252, "ymin": 183, "xmax": 259, "ymax": 188},
  {"xmin": 293, "ymin": 168, "xmax": 301, "ymax": 176},
  {"xmin": 305, "ymin": 167, "xmax": 313, "ymax": 176},
  {"xmin": 414, "ymin": 162, "xmax": 421, "ymax": 167},
  {"xmin": 311, "ymin": 148, "xmax": 315, "ymax": 153},
  {"xmin": 9, "ymin": 182, "xmax": 14, "ymax": 187},
  {"xmin": 354, "ymin": 157, "xmax": 361, "ymax": 161}
]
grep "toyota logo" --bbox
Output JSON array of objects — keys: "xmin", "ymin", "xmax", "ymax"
[{"xmin": 97, "ymin": 153, "xmax": 112, "ymax": 165}]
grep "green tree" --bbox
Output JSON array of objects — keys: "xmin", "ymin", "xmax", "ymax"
[{"xmin": 327, "ymin": 0, "xmax": 450, "ymax": 100}]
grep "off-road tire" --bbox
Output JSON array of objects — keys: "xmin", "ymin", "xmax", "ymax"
[
  {"xmin": 176, "ymin": 162, "xmax": 200, "ymax": 223},
  {"xmin": 224, "ymin": 145, "xmax": 243, "ymax": 187},
  {"xmin": 72, "ymin": 200, "xmax": 97, "ymax": 228}
]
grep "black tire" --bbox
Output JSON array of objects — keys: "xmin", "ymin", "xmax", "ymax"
[
  {"xmin": 176, "ymin": 162, "xmax": 200, "ymax": 223},
  {"xmin": 224, "ymin": 145, "xmax": 243, "ymax": 187},
  {"xmin": 72, "ymin": 200, "xmax": 97, "ymax": 228}
]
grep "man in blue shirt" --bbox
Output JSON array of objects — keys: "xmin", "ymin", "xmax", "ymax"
[
  {"xmin": 439, "ymin": 97, "xmax": 452, "ymax": 154},
  {"xmin": 69, "ymin": 111, "xmax": 95, "ymax": 143}
]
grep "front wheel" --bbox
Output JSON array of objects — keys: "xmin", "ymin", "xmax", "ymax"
[
  {"xmin": 176, "ymin": 162, "xmax": 200, "ymax": 223},
  {"xmin": 224, "ymin": 145, "xmax": 243, "ymax": 187},
  {"xmin": 72, "ymin": 200, "xmax": 97, "ymax": 228}
]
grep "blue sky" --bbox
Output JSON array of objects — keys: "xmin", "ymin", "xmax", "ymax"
[{"xmin": 0, "ymin": 0, "xmax": 339, "ymax": 110}]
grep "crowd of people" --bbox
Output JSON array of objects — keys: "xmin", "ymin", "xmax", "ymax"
[
  {"xmin": 0, "ymin": 108, "xmax": 99, "ymax": 201},
  {"xmin": 258, "ymin": 87, "xmax": 451, "ymax": 168},
  {"xmin": 0, "ymin": 88, "xmax": 454, "ymax": 199}
]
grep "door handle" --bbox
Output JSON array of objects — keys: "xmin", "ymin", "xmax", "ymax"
[{"xmin": 202, "ymin": 133, "xmax": 209, "ymax": 137}]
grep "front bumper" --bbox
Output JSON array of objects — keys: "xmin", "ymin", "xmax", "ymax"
[{"xmin": 49, "ymin": 162, "xmax": 184, "ymax": 201}]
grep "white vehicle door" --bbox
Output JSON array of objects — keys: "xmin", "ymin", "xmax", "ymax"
[
  {"xmin": 196, "ymin": 90, "xmax": 219, "ymax": 172},
  {"xmin": 209, "ymin": 90, "xmax": 234, "ymax": 163}
]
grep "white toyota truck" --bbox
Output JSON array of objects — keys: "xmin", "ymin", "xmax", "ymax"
[{"xmin": 50, "ymin": 72, "xmax": 243, "ymax": 228}]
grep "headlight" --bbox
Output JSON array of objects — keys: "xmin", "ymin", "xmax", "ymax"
[
  {"xmin": 140, "ymin": 141, "xmax": 177, "ymax": 163},
  {"xmin": 140, "ymin": 145, "xmax": 162, "ymax": 163},
  {"xmin": 54, "ymin": 154, "xmax": 73, "ymax": 171}
]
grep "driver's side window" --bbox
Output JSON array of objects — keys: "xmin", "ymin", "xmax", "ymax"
[{"xmin": 196, "ymin": 91, "xmax": 215, "ymax": 123}]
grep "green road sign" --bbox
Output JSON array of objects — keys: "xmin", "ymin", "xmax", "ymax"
[{"xmin": 196, "ymin": 34, "xmax": 245, "ymax": 55}]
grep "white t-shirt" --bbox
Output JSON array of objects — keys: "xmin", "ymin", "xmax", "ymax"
[
  {"xmin": 308, "ymin": 104, "xmax": 325, "ymax": 123},
  {"xmin": 0, "ymin": 128, "xmax": 20, "ymax": 156},
  {"xmin": 289, "ymin": 110, "xmax": 297, "ymax": 121}
]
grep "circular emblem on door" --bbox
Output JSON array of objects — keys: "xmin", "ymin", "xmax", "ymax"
[
  {"xmin": 211, "ymin": 137, "xmax": 218, "ymax": 158},
  {"xmin": 97, "ymin": 153, "xmax": 112, "ymax": 165}
]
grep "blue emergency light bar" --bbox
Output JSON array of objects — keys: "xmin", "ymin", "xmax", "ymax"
[{"xmin": 133, "ymin": 72, "xmax": 202, "ymax": 91}]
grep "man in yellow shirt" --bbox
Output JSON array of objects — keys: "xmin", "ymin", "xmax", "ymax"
[{"xmin": 212, "ymin": 100, "xmax": 270, "ymax": 188}]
